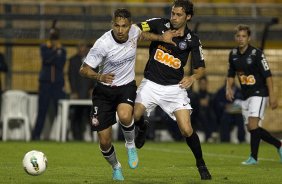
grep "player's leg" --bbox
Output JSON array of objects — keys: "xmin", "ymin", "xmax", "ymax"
[
  {"xmin": 251, "ymin": 97, "xmax": 282, "ymax": 161},
  {"xmin": 240, "ymin": 97, "xmax": 259, "ymax": 165},
  {"xmin": 174, "ymin": 109, "xmax": 211, "ymax": 180},
  {"xmin": 242, "ymin": 96, "xmax": 282, "ymax": 164},
  {"xmin": 134, "ymin": 79, "xmax": 156, "ymax": 149},
  {"xmin": 116, "ymin": 103, "xmax": 138, "ymax": 169},
  {"xmin": 90, "ymin": 83, "xmax": 124, "ymax": 180},
  {"xmin": 98, "ymin": 127, "xmax": 124, "ymax": 181},
  {"xmin": 242, "ymin": 116, "xmax": 260, "ymax": 165},
  {"xmin": 259, "ymin": 126, "xmax": 282, "ymax": 162},
  {"xmin": 134, "ymin": 102, "xmax": 148, "ymax": 149}
]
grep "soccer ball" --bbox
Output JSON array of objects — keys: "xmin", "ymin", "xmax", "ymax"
[{"xmin": 22, "ymin": 150, "xmax": 47, "ymax": 176}]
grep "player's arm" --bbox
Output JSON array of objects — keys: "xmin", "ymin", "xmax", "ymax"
[
  {"xmin": 79, "ymin": 63, "xmax": 115, "ymax": 84},
  {"xmin": 256, "ymin": 52, "xmax": 278, "ymax": 109},
  {"xmin": 192, "ymin": 67, "xmax": 206, "ymax": 80},
  {"xmin": 226, "ymin": 51, "xmax": 237, "ymax": 101},
  {"xmin": 179, "ymin": 67, "xmax": 205, "ymax": 89},
  {"xmin": 139, "ymin": 30, "xmax": 180, "ymax": 46},
  {"xmin": 179, "ymin": 37, "xmax": 205, "ymax": 89},
  {"xmin": 226, "ymin": 77, "xmax": 235, "ymax": 102},
  {"xmin": 79, "ymin": 62, "xmax": 101, "ymax": 81},
  {"xmin": 79, "ymin": 39, "xmax": 115, "ymax": 84},
  {"xmin": 135, "ymin": 18, "xmax": 180, "ymax": 45},
  {"xmin": 266, "ymin": 76, "xmax": 278, "ymax": 109}
]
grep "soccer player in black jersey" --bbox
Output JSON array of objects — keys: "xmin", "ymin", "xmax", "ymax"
[
  {"xmin": 226, "ymin": 24, "xmax": 282, "ymax": 165},
  {"xmin": 134, "ymin": 0, "xmax": 211, "ymax": 180}
]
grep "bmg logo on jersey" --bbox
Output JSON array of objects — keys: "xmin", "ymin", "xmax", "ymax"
[
  {"xmin": 154, "ymin": 48, "xmax": 181, "ymax": 69},
  {"xmin": 239, "ymin": 74, "xmax": 256, "ymax": 85}
]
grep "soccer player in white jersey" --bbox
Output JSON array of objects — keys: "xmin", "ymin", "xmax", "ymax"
[
  {"xmin": 226, "ymin": 24, "xmax": 282, "ymax": 165},
  {"xmin": 80, "ymin": 8, "xmax": 179, "ymax": 181}
]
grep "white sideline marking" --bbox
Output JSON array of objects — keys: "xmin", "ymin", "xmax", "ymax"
[{"xmin": 143, "ymin": 146, "xmax": 277, "ymax": 162}]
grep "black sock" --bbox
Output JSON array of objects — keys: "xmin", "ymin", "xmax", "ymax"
[
  {"xmin": 135, "ymin": 115, "xmax": 147, "ymax": 130},
  {"xmin": 185, "ymin": 132, "xmax": 205, "ymax": 167},
  {"xmin": 259, "ymin": 127, "xmax": 281, "ymax": 149},
  {"xmin": 250, "ymin": 128, "xmax": 261, "ymax": 161}
]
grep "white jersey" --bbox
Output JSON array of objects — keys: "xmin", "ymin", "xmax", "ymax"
[{"xmin": 84, "ymin": 25, "xmax": 141, "ymax": 86}]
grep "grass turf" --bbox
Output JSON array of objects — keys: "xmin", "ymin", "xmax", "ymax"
[{"xmin": 0, "ymin": 141, "xmax": 282, "ymax": 184}]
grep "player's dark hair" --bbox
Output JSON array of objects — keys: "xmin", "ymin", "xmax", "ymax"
[
  {"xmin": 113, "ymin": 8, "xmax": 132, "ymax": 22},
  {"xmin": 173, "ymin": 0, "xmax": 194, "ymax": 17},
  {"xmin": 235, "ymin": 24, "xmax": 251, "ymax": 36}
]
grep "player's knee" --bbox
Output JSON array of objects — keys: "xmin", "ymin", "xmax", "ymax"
[
  {"xmin": 180, "ymin": 127, "xmax": 193, "ymax": 137},
  {"xmin": 134, "ymin": 104, "xmax": 145, "ymax": 122},
  {"xmin": 99, "ymin": 137, "xmax": 112, "ymax": 149},
  {"xmin": 117, "ymin": 110, "xmax": 132, "ymax": 125},
  {"xmin": 134, "ymin": 111, "xmax": 142, "ymax": 122},
  {"xmin": 247, "ymin": 122, "xmax": 259, "ymax": 131},
  {"xmin": 118, "ymin": 112, "xmax": 132, "ymax": 125}
]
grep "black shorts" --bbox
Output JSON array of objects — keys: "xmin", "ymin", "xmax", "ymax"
[{"xmin": 90, "ymin": 80, "xmax": 137, "ymax": 131}]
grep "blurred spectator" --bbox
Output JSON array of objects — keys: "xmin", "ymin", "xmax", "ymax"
[
  {"xmin": 68, "ymin": 42, "xmax": 96, "ymax": 140},
  {"xmin": 32, "ymin": 23, "xmax": 67, "ymax": 140},
  {"xmin": 192, "ymin": 76, "xmax": 218, "ymax": 143},
  {"xmin": 0, "ymin": 53, "xmax": 8, "ymax": 92},
  {"xmin": 214, "ymin": 82, "xmax": 245, "ymax": 143},
  {"xmin": 0, "ymin": 52, "xmax": 8, "ymax": 124}
]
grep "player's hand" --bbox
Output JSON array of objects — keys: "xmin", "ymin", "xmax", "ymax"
[
  {"xmin": 225, "ymin": 87, "xmax": 234, "ymax": 102},
  {"xmin": 100, "ymin": 73, "xmax": 115, "ymax": 84},
  {"xmin": 160, "ymin": 30, "xmax": 182, "ymax": 46},
  {"xmin": 179, "ymin": 76, "xmax": 195, "ymax": 89},
  {"xmin": 269, "ymin": 95, "xmax": 278, "ymax": 110}
]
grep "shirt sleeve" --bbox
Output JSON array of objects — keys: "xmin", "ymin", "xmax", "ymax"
[
  {"xmin": 227, "ymin": 51, "xmax": 236, "ymax": 78},
  {"xmin": 131, "ymin": 24, "xmax": 142, "ymax": 38},
  {"xmin": 83, "ymin": 39, "xmax": 106, "ymax": 69},
  {"xmin": 191, "ymin": 36, "xmax": 205, "ymax": 69},
  {"xmin": 136, "ymin": 18, "xmax": 163, "ymax": 33},
  {"xmin": 256, "ymin": 51, "xmax": 272, "ymax": 78}
]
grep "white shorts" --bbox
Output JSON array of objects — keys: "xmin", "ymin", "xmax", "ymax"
[
  {"xmin": 135, "ymin": 78, "xmax": 192, "ymax": 120},
  {"xmin": 241, "ymin": 96, "xmax": 268, "ymax": 125}
]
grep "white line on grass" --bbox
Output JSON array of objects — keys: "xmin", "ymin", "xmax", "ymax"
[{"xmin": 143, "ymin": 146, "xmax": 277, "ymax": 162}]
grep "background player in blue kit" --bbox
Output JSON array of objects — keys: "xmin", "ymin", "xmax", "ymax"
[
  {"xmin": 80, "ymin": 8, "xmax": 179, "ymax": 181},
  {"xmin": 226, "ymin": 24, "xmax": 282, "ymax": 165},
  {"xmin": 134, "ymin": 0, "xmax": 211, "ymax": 180}
]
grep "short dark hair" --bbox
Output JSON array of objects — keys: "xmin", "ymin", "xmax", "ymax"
[
  {"xmin": 113, "ymin": 8, "xmax": 132, "ymax": 22},
  {"xmin": 173, "ymin": 0, "xmax": 194, "ymax": 17},
  {"xmin": 235, "ymin": 24, "xmax": 251, "ymax": 36}
]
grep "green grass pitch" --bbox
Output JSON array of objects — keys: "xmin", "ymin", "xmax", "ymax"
[{"xmin": 1, "ymin": 141, "xmax": 282, "ymax": 184}]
